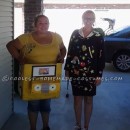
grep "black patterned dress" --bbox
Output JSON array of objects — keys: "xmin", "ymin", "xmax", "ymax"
[{"xmin": 64, "ymin": 29, "xmax": 105, "ymax": 96}]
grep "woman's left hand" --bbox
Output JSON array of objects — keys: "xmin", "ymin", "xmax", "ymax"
[
  {"xmin": 95, "ymin": 77, "xmax": 101, "ymax": 86},
  {"xmin": 56, "ymin": 53, "xmax": 64, "ymax": 63}
]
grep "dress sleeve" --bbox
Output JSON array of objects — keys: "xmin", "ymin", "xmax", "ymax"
[
  {"xmin": 55, "ymin": 33, "xmax": 63, "ymax": 46},
  {"xmin": 64, "ymin": 30, "xmax": 77, "ymax": 71},
  {"xmin": 96, "ymin": 36, "xmax": 105, "ymax": 77},
  {"xmin": 17, "ymin": 33, "xmax": 29, "ymax": 47}
]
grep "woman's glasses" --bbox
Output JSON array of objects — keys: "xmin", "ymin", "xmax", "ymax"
[{"xmin": 84, "ymin": 17, "xmax": 95, "ymax": 21}]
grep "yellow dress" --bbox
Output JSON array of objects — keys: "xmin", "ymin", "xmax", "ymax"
[{"xmin": 18, "ymin": 32, "xmax": 62, "ymax": 64}]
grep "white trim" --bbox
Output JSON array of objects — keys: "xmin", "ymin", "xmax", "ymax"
[{"xmin": 44, "ymin": 0, "xmax": 130, "ymax": 4}]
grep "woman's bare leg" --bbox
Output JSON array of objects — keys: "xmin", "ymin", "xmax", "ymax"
[
  {"xmin": 28, "ymin": 111, "xmax": 38, "ymax": 130},
  {"xmin": 40, "ymin": 112, "xmax": 50, "ymax": 129},
  {"xmin": 84, "ymin": 96, "xmax": 93, "ymax": 130},
  {"xmin": 74, "ymin": 96, "xmax": 83, "ymax": 127}
]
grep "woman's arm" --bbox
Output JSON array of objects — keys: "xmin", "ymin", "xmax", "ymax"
[
  {"xmin": 97, "ymin": 36, "xmax": 105, "ymax": 77},
  {"xmin": 6, "ymin": 38, "xmax": 24, "ymax": 63},
  {"xmin": 56, "ymin": 42, "xmax": 66, "ymax": 63},
  {"xmin": 95, "ymin": 36, "xmax": 105, "ymax": 86}
]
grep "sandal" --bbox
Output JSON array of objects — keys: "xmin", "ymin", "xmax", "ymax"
[{"xmin": 74, "ymin": 125, "xmax": 81, "ymax": 130}]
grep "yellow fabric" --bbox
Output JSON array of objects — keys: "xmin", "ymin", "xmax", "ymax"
[
  {"xmin": 18, "ymin": 32, "xmax": 62, "ymax": 64},
  {"xmin": 21, "ymin": 63, "xmax": 62, "ymax": 100}
]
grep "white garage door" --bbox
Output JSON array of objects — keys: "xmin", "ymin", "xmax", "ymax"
[{"xmin": 0, "ymin": 0, "xmax": 14, "ymax": 128}]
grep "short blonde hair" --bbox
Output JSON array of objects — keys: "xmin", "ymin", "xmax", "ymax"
[{"xmin": 82, "ymin": 10, "xmax": 95, "ymax": 20}]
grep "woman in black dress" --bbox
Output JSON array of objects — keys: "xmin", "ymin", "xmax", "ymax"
[{"xmin": 64, "ymin": 10, "xmax": 105, "ymax": 130}]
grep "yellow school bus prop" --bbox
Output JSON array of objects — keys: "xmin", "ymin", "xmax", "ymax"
[{"xmin": 19, "ymin": 63, "xmax": 62, "ymax": 100}]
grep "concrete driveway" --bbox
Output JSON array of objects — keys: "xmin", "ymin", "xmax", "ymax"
[{"xmin": 1, "ymin": 63, "xmax": 130, "ymax": 130}]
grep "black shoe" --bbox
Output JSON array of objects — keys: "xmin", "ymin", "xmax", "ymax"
[{"xmin": 43, "ymin": 126, "xmax": 50, "ymax": 130}]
